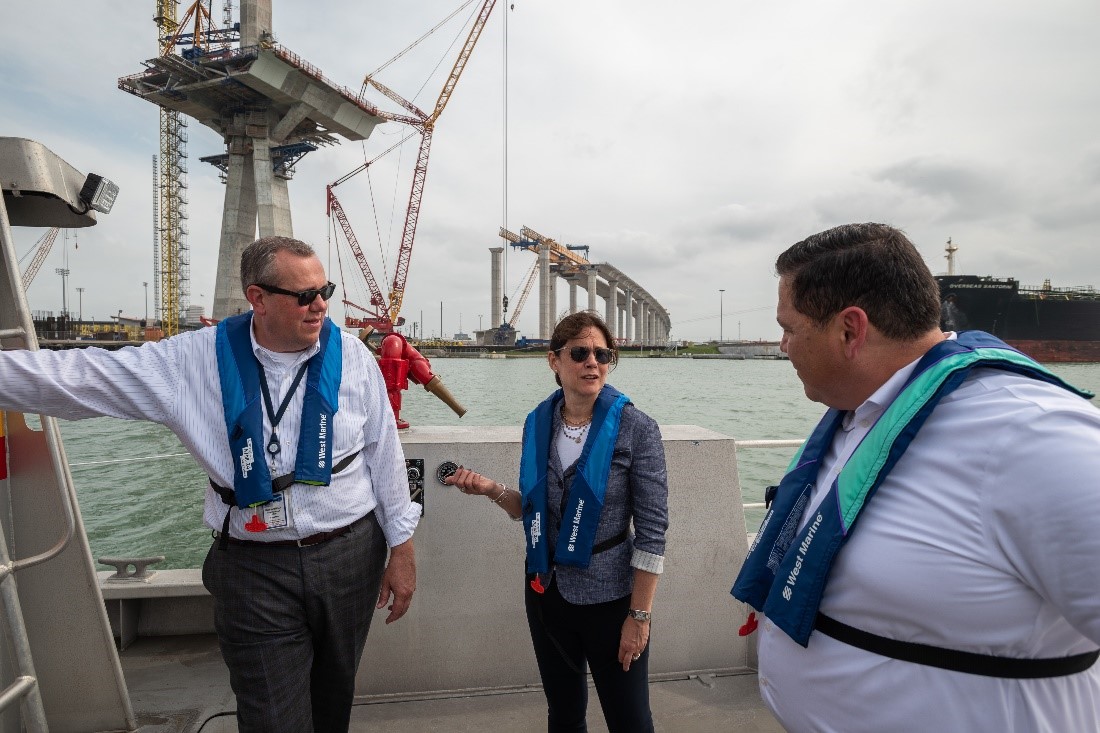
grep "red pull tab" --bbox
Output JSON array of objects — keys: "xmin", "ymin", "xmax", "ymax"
[
  {"xmin": 529, "ymin": 575, "xmax": 546, "ymax": 594},
  {"xmin": 738, "ymin": 611, "xmax": 758, "ymax": 637},
  {"xmin": 244, "ymin": 513, "xmax": 268, "ymax": 533}
]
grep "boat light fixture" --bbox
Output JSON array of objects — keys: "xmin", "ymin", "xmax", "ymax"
[{"xmin": 79, "ymin": 173, "xmax": 119, "ymax": 214}]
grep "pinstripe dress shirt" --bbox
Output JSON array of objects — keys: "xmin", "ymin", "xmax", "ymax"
[{"xmin": 0, "ymin": 321, "xmax": 420, "ymax": 546}]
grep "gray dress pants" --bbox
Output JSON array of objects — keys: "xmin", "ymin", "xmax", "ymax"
[{"xmin": 202, "ymin": 511, "xmax": 387, "ymax": 733}]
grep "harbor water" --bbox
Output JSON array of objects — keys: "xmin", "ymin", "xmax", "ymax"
[{"xmin": 51, "ymin": 354, "xmax": 1100, "ymax": 570}]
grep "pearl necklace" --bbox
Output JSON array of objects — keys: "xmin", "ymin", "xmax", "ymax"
[{"xmin": 560, "ymin": 406, "xmax": 593, "ymax": 444}]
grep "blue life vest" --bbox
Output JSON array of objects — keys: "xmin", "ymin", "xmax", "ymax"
[
  {"xmin": 521, "ymin": 385, "xmax": 631, "ymax": 575},
  {"xmin": 731, "ymin": 331, "xmax": 1092, "ymax": 646},
  {"xmin": 214, "ymin": 312, "xmax": 343, "ymax": 508}
]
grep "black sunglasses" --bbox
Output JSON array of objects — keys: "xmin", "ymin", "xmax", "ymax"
[
  {"xmin": 555, "ymin": 346, "xmax": 614, "ymax": 364},
  {"xmin": 255, "ymin": 281, "xmax": 336, "ymax": 306}
]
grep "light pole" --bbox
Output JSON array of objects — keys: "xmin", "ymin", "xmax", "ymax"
[
  {"xmin": 719, "ymin": 289, "xmax": 725, "ymax": 342},
  {"xmin": 55, "ymin": 267, "xmax": 70, "ymax": 318},
  {"xmin": 479, "ymin": 314, "xmax": 483, "ymax": 331},
  {"xmin": 143, "ymin": 281, "xmax": 148, "ymax": 323},
  {"xmin": 76, "ymin": 287, "xmax": 85, "ymax": 322}
]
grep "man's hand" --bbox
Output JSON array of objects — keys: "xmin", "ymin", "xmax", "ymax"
[{"xmin": 377, "ymin": 538, "xmax": 416, "ymax": 624}]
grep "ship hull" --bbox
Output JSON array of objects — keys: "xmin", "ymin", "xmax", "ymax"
[
  {"xmin": 1002, "ymin": 339, "xmax": 1100, "ymax": 363},
  {"xmin": 937, "ymin": 275, "xmax": 1100, "ymax": 363}
]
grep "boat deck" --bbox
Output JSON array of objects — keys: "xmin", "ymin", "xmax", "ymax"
[{"xmin": 124, "ymin": 634, "xmax": 783, "ymax": 733}]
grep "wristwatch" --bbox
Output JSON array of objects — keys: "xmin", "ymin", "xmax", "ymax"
[{"xmin": 628, "ymin": 608, "xmax": 651, "ymax": 622}]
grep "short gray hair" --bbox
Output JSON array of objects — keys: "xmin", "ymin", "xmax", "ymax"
[{"xmin": 239, "ymin": 236, "xmax": 317, "ymax": 293}]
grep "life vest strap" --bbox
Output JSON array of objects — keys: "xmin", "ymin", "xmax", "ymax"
[
  {"xmin": 591, "ymin": 527, "xmax": 629, "ymax": 555},
  {"xmin": 815, "ymin": 612, "xmax": 1100, "ymax": 679},
  {"xmin": 209, "ymin": 449, "xmax": 361, "ymax": 508}
]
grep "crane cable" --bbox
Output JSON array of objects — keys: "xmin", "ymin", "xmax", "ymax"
[
  {"xmin": 366, "ymin": 0, "xmax": 479, "ymax": 82},
  {"xmin": 502, "ymin": 1, "xmax": 510, "ymax": 305}
]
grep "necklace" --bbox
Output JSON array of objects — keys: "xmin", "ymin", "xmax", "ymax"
[
  {"xmin": 561, "ymin": 421, "xmax": 590, "ymax": 444},
  {"xmin": 560, "ymin": 405, "xmax": 593, "ymax": 444}
]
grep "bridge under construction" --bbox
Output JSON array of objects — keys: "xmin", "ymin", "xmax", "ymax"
[{"xmin": 489, "ymin": 226, "xmax": 670, "ymax": 345}]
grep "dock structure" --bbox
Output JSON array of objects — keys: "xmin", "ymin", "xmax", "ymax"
[
  {"xmin": 490, "ymin": 229, "xmax": 672, "ymax": 345},
  {"xmin": 118, "ymin": 0, "xmax": 386, "ymax": 319}
]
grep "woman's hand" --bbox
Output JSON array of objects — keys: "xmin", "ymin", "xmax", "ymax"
[
  {"xmin": 443, "ymin": 466, "xmax": 498, "ymax": 498},
  {"xmin": 618, "ymin": 616, "xmax": 650, "ymax": 671}
]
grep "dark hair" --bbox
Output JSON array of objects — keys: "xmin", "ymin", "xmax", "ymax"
[
  {"xmin": 775, "ymin": 223, "xmax": 941, "ymax": 340},
  {"xmin": 549, "ymin": 311, "xmax": 618, "ymax": 386},
  {"xmin": 239, "ymin": 236, "xmax": 317, "ymax": 294}
]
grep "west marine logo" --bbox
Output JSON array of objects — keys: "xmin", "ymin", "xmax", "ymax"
[
  {"xmin": 530, "ymin": 512, "xmax": 542, "ymax": 547},
  {"xmin": 317, "ymin": 413, "xmax": 328, "ymax": 468},
  {"xmin": 240, "ymin": 438, "xmax": 255, "ymax": 478},
  {"xmin": 782, "ymin": 512, "xmax": 823, "ymax": 601}
]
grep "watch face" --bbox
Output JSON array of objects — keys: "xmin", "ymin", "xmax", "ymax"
[{"xmin": 630, "ymin": 609, "xmax": 650, "ymax": 621}]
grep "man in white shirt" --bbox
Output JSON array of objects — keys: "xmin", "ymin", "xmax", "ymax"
[
  {"xmin": 732, "ymin": 223, "xmax": 1100, "ymax": 732},
  {"xmin": 0, "ymin": 236, "xmax": 419, "ymax": 732}
]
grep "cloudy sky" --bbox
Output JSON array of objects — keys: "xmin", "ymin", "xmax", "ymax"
[{"xmin": 3, "ymin": 0, "xmax": 1098, "ymax": 342}]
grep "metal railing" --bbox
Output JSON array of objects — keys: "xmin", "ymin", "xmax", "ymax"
[{"xmin": 734, "ymin": 439, "xmax": 803, "ymax": 510}]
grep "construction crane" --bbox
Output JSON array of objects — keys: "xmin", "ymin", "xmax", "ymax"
[
  {"xmin": 518, "ymin": 225, "xmax": 590, "ymax": 275},
  {"xmin": 19, "ymin": 227, "xmax": 61, "ymax": 289},
  {"xmin": 153, "ymin": 0, "xmax": 189, "ymax": 336},
  {"xmin": 493, "ymin": 225, "xmax": 592, "ymax": 341},
  {"xmin": 497, "ymin": 227, "xmax": 543, "ymax": 327},
  {"xmin": 333, "ymin": 0, "xmax": 497, "ymax": 333},
  {"xmin": 327, "ymin": 133, "xmax": 416, "ymax": 330},
  {"xmin": 507, "ymin": 259, "xmax": 540, "ymax": 328},
  {"xmin": 153, "ymin": 1, "xmax": 237, "ymax": 335}
]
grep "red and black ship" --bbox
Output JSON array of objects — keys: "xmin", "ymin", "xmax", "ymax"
[{"xmin": 936, "ymin": 241, "xmax": 1100, "ymax": 362}]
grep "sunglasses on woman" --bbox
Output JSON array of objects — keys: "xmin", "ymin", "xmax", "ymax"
[
  {"xmin": 554, "ymin": 346, "xmax": 614, "ymax": 364},
  {"xmin": 255, "ymin": 281, "xmax": 337, "ymax": 306}
]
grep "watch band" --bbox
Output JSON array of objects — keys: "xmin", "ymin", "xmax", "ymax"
[{"xmin": 629, "ymin": 608, "xmax": 652, "ymax": 622}]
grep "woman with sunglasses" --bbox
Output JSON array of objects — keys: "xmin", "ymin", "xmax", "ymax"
[{"xmin": 445, "ymin": 310, "xmax": 669, "ymax": 732}]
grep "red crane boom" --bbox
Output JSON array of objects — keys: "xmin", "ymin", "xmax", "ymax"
[{"xmin": 338, "ymin": 0, "xmax": 498, "ymax": 330}]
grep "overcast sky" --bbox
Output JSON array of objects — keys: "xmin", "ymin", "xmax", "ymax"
[{"xmin": 3, "ymin": 0, "xmax": 1098, "ymax": 342}]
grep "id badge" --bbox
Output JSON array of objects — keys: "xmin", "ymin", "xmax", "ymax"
[{"xmin": 261, "ymin": 491, "xmax": 292, "ymax": 530}]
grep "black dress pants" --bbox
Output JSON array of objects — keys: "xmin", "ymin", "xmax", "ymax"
[
  {"xmin": 202, "ymin": 512, "xmax": 387, "ymax": 733},
  {"xmin": 525, "ymin": 577, "xmax": 655, "ymax": 733}
]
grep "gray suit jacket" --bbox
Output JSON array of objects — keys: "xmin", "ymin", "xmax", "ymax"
[{"xmin": 534, "ymin": 399, "xmax": 669, "ymax": 604}]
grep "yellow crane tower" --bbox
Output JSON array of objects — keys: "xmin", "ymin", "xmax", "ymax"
[{"xmin": 153, "ymin": 0, "xmax": 189, "ymax": 336}]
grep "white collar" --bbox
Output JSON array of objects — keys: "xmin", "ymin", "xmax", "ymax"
[
  {"xmin": 841, "ymin": 332, "xmax": 958, "ymax": 430},
  {"xmin": 249, "ymin": 320, "xmax": 320, "ymax": 370}
]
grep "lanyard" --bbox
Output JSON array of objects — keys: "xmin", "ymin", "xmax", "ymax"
[{"xmin": 257, "ymin": 361, "xmax": 310, "ymax": 457}]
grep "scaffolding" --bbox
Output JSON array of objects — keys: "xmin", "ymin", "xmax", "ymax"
[{"xmin": 154, "ymin": 0, "xmax": 190, "ymax": 335}]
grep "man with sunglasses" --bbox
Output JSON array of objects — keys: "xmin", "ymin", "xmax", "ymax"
[{"xmin": 0, "ymin": 236, "xmax": 419, "ymax": 732}]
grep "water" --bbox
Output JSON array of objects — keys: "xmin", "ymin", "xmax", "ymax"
[{"xmin": 54, "ymin": 356, "xmax": 1100, "ymax": 570}]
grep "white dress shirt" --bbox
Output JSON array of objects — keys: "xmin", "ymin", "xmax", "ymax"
[
  {"xmin": 758, "ymin": 343, "xmax": 1100, "ymax": 732},
  {"xmin": 0, "ymin": 321, "xmax": 420, "ymax": 546}
]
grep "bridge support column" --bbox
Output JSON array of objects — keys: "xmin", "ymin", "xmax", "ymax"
[
  {"xmin": 623, "ymin": 290, "xmax": 633, "ymax": 346},
  {"xmin": 586, "ymin": 268, "xmax": 598, "ymax": 313},
  {"xmin": 568, "ymin": 277, "xmax": 578, "ymax": 314},
  {"xmin": 604, "ymin": 279, "xmax": 619, "ymax": 340},
  {"xmin": 539, "ymin": 244, "xmax": 552, "ymax": 340},
  {"xmin": 489, "ymin": 247, "xmax": 503, "ymax": 328}
]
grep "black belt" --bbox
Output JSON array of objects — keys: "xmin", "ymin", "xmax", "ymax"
[
  {"xmin": 816, "ymin": 612, "xmax": 1100, "ymax": 679},
  {"xmin": 214, "ymin": 512, "xmax": 370, "ymax": 549}
]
